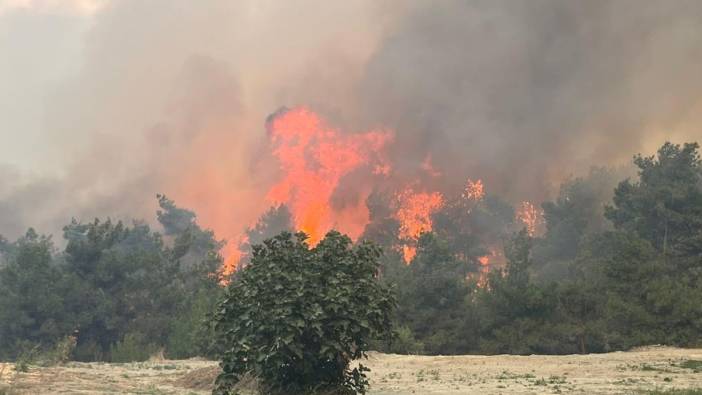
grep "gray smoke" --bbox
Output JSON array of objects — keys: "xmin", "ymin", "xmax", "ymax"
[
  {"xmin": 1, "ymin": 0, "xmax": 700, "ymax": 240},
  {"xmin": 358, "ymin": 0, "xmax": 702, "ymax": 201}
]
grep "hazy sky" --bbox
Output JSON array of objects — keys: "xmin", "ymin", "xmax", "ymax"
[
  {"xmin": 1, "ymin": 0, "xmax": 701, "ymax": 242},
  {"xmin": 1, "ymin": 1, "xmax": 96, "ymax": 170}
]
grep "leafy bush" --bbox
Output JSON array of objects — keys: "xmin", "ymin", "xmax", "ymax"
[
  {"xmin": 13, "ymin": 345, "xmax": 38, "ymax": 373},
  {"xmin": 109, "ymin": 333, "xmax": 159, "ymax": 363},
  {"xmin": 44, "ymin": 335, "xmax": 77, "ymax": 366},
  {"xmin": 388, "ymin": 326, "xmax": 424, "ymax": 355},
  {"xmin": 213, "ymin": 231, "xmax": 396, "ymax": 395}
]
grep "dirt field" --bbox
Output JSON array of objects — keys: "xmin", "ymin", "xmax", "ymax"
[{"xmin": 1, "ymin": 346, "xmax": 700, "ymax": 394}]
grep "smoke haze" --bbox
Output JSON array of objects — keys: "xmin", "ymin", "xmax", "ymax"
[{"xmin": 1, "ymin": 0, "xmax": 701, "ymax": 247}]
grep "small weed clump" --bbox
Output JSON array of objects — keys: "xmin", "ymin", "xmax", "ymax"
[
  {"xmin": 637, "ymin": 389, "xmax": 702, "ymax": 395},
  {"xmin": 677, "ymin": 360, "xmax": 702, "ymax": 373}
]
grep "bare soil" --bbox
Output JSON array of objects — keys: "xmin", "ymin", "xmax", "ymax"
[{"xmin": 1, "ymin": 346, "xmax": 700, "ymax": 394}]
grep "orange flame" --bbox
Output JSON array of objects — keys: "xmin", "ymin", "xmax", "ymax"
[
  {"xmin": 394, "ymin": 187, "xmax": 444, "ymax": 263},
  {"xmin": 462, "ymin": 178, "xmax": 485, "ymax": 202},
  {"xmin": 475, "ymin": 254, "xmax": 491, "ymax": 287},
  {"xmin": 477, "ymin": 255, "xmax": 490, "ymax": 266},
  {"xmin": 516, "ymin": 201, "xmax": 543, "ymax": 236},
  {"xmin": 266, "ymin": 107, "xmax": 392, "ymax": 246},
  {"xmin": 181, "ymin": 107, "xmax": 545, "ymax": 280},
  {"xmin": 402, "ymin": 245, "xmax": 418, "ymax": 264},
  {"xmin": 220, "ymin": 248, "xmax": 242, "ymax": 283},
  {"xmin": 473, "ymin": 247, "xmax": 506, "ymax": 288}
]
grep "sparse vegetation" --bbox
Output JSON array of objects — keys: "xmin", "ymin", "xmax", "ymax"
[
  {"xmin": 678, "ymin": 360, "xmax": 702, "ymax": 373},
  {"xmin": 636, "ymin": 389, "xmax": 702, "ymax": 395}
]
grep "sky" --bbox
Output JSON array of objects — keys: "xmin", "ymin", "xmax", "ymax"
[{"xmin": 1, "ymin": 0, "xmax": 701, "ymax": 243}]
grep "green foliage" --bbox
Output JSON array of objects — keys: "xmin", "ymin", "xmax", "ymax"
[
  {"xmin": 0, "ymin": 196, "xmax": 224, "ymax": 363},
  {"xmin": 166, "ymin": 288, "xmax": 222, "ymax": 359},
  {"xmin": 214, "ymin": 231, "xmax": 396, "ymax": 395},
  {"xmin": 606, "ymin": 142, "xmax": 702, "ymax": 258},
  {"xmin": 477, "ymin": 230, "xmax": 562, "ymax": 354},
  {"xmin": 44, "ymin": 335, "xmax": 77, "ymax": 366},
  {"xmin": 1, "ymin": 140, "xmax": 701, "ymax": 368},
  {"xmin": 109, "ymin": 333, "xmax": 159, "ymax": 363},
  {"xmin": 533, "ymin": 167, "xmax": 621, "ymax": 281},
  {"xmin": 391, "ymin": 233, "xmax": 475, "ymax": 355},
  {"xmin": 377, "ymin": 141, "xmax": 702, "ymax": 356},
  {"xmin": 238, "ymin": 205, "xmax": 293, "ymax": 265},
  {"xmin": 386, "ymin": 326, "xmax": 424, "ymax": 355},
  {"xmin": 636, "ymin": 389, "xmax": 702, "ymax": 395},
  {"xmin": 0, "ymin": 230, "xmax": 69, "ymax": 360},
  {"xmin": 13, "ymin": 345, "xmax": 39, "ymax": 372},
  {"xmin": 678, "ymin": 359, "xmax": 702, "ymax": 372}
]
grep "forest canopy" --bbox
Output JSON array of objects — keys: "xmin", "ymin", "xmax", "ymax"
[{"xmin": 0, "ymin": 141, "xmax": 701, "ymax": 364}]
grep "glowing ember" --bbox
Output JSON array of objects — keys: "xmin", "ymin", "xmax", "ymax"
[
  {"xmin": 477, "ymin": 255, "xmax": 490, "ymax": 266},
  {"xmin": 266, "ymin": 107, "xmax": 392, "ymax": 246},
  {"xmin": 462, "ymin": 178, "xmax": 485, "ymax": 202},
  {"xmin": 219, "ymin": 248, "xmax": 242, "ymax": 284},
  {"xmin": 516, "ymin": 201, "xmax": 543, "ymax": 236},
  {"xmin": 472, "ymin": 247, "xmax": 505, "ymax": 288},
  {"xmin": 394, "ymin": 187, "xmax": 444, "ymax": 263},
  {"xmin": 402, "ymin": 245, "xmax": 418, "ymax": 264},
  {"xmin": 475, "ymin": 254, "xmax": 491, "ymax": 287}
]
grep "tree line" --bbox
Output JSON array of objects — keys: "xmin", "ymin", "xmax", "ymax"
[
  {"xmin": 0, "ymin": 195, "xmax": 224, "ymax": 362},
  {"xmin": 377, "ymin": 142, "xmax": 702, "ymax": 355},
  {"xmin": 0, "ymin": 141, "xmax": 700, "ymax": 363}
]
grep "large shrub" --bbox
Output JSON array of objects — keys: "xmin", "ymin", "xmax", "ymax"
[{"xmin": 213, "ymin": 231, "xmax": 395, "ymax": 395}]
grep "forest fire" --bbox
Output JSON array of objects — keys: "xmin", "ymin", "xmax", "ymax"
[
  {"xmin": 473, "ymin": 247, "xmax": 506, "ymax": 287},
  {"xmin": 217, "ymin": 108, "xmax": 545, "ymax": 277},
  {"xmin": 220, "ymin": 107, "xmax": 392, "ymax": 276},
  {"xmin": 476, "ymin": 254, "xmax": 491, "ymax": 287},
  {"xmin": 266, "ymin": 107, "xmax": 392, "ymax": 245},
  {"xmin": 463, "ymin": 178, "xmax": 485, "ymax": 202},
  {"xmin": 394, "ymin": 187, "xmax": 445, "ymax": 263},
  {"xmin": 516, "ymin": 201, "xmax": 544, "ymax": 236}
]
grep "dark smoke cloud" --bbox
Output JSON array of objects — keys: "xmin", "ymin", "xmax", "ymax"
[
  {"xmin": 359, "ymin": 0, "xmax": 702, "ymax": 200},
  {"xmin": 1, "ymin": 0, "xmax": 701, "ymax": 240}
]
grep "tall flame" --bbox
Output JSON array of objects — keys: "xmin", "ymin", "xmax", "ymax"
[
  {"xmin": 266, "ymin": 107, "xmax": 392, "ymax": 245},
  {"xmin": 204, "ymin": 108, "xmax": 547, "ymax": 279},
  {"xmin": 217, "ymin": 107, "xmax": 392, "ymax": 278},
  {"xmin": 516, "ymin": 201, "xmax": 544, "ymax": 236},
  {"xmin": 394, "ymin": 187, "xmax": 444, "ymax": 263}
]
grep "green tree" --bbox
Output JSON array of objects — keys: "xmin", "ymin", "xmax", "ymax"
[
  {"xmin": 61, "ymin": 196, "xmax": 225, "ymax": 361},
  {"xmin": 574, "ymin": 231, "xmax": 665, "ymax": 349},
  {"xmin": 213, "ymin": 231, "xmax": 395, "ymax": 395},
  {"xmin": 156, "ymin": 194, "xmax": 225, "ymax": 358},
  {"xmin": 61, "ymin": 219, "xmax": 180, "ymax": 360},
  {"xmin": 393, "ymin": 232, "xmax": 475, "ymax": 354},
  {"xmin": 600, "ymin": 142, "xmax": 702, "ymax": 347},
  {"xmin": 238, "ymin": 204, "xmax": 293, "ymax": 266},
  {"xmin": 605, "ymin": 142, "xmax": 702, "ymax": 260},
  {"xmin": 477, "ymin": 230, "xmax": 560, "ymax": 354},
  {"xmin": 534, "ymin": 168, "xmax": 620, "ymax": 281},
  {"xmin": 0, "ymin": 230, "xmax": 68, "ymax": 359}
]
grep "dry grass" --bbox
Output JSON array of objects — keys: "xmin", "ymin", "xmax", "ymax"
[{"xmin": 2, "ymin": 347, "xmax": 702, "ymax": 394}]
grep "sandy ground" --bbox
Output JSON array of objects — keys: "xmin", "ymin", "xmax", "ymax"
[{"xmin": 1, "ymin": 346, "xmax": 700, "ymax": 394}]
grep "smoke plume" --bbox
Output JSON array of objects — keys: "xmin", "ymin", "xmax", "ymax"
[{"xmin": 1, "ymin": 0, "xmax": 701, "ymax": 255}]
